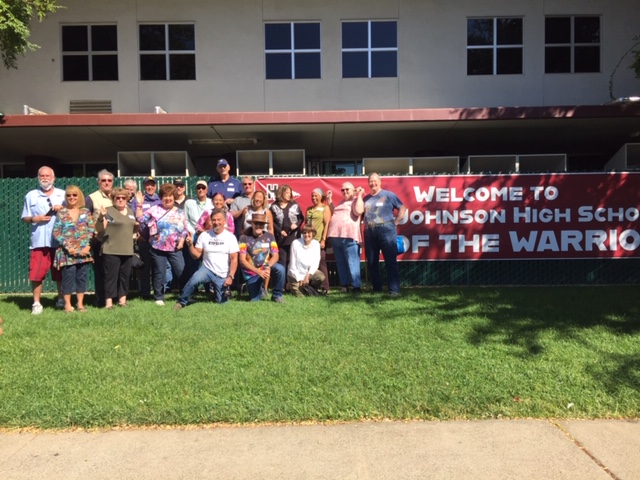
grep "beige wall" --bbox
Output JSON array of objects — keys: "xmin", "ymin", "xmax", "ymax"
[{"xmin": 1, "ymin": 0, "xmax": 638, "ymax": 114}]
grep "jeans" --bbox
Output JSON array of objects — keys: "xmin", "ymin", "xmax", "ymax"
[
  {"xmin": 60, "ymin": 263, "xmax": 89, "ymax": 295},
  {"xmin": 328, "ymin": 237, "xmax": 361, "ymax": 289},
  {"xmin": 245, "ymin": 262, "xmax": 285, "ymax": 301},
  {"xmin": 149, "ymin": 248, "xmax": 185, "ymax": 301},
  {"xmin": 178, "ymin": 266, "xmax": 228, "ymax": 305},
  {"xmin": 364, "ymin": 222, "xmax": 399, "ymax": 294}
]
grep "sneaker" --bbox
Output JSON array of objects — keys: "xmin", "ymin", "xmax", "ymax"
[
  {"xmin": 173, "ymin": 303, "xmax": 183, "ymax": 310},
  {"xmin": 55, "ymin": 298, "xmax": 65, "ymax": 309},
  {"xmin": 389, "ymin": 291, "xmax": 400, "ymax": 297},
  {"xmin": 31, "ymin": 302, "xmax": 43, "ymax": 315},
  {"xmin": 352, "ymin": 287, "xmax": 362, "ymax": 294},
  {"xmin": 260, "ymin": 287, "xmax": 269, "ymax": 300},
  {"xmin": 271, "ymin": 296, "xmax": 284, "ymax": 304},
  {"xmin": 155, "ymin": 300, "xmax": 165, "ymax": 306},
  {"xmin": 340, "ymin": 286, "xmax": 348, "ymax": 293}
]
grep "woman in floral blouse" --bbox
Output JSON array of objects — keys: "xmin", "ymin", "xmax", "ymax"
[
  {"xmin": 53, "ymin": 185, "xmax": 95, "ymax": 312},
  {"xmin": 135, "ymin": 183, "xmax": 188, "ymax": 306}
]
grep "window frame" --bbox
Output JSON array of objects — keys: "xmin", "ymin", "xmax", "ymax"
[
  {"xmin": 61, "ymin": 24, "xmax": 119, "ymax": 82},
  {"xmin": 264, "ymin": 22, "xmax": 322, "ymax": 80},
  {"xmin": 138, "ymin": 23, "xmax": 196, "ymax": 81},
  {"xmin": 466, "ymin": 17, "xmax": 524, "ymax": 76},
  {"xmin": 544, "ymin": 15, "xmax": 601, "ymax": 74},
  {"xmin": 341, "ymin": 20, "xmax": 398, "ymax": 78}
]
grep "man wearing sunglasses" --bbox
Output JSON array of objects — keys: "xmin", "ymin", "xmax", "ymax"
[
  {"xmin": 85, "ymin": 169, "xmax": 115, "ymax": 307},
  {"xmin": 230, "ymin": 176, "xmax": 255, "ymax": 236},
  {"xmin": 21, "ymin": 166, "xmax": 66, "ymax": 314},
  {"xmin": 183, "ymin": 180, "xmax": 213, "ymax": 283}
]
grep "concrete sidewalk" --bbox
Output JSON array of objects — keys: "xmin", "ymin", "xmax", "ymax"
[{"xmin": 1, "ymin": 419, "xmax": 638, "ymax": 479}]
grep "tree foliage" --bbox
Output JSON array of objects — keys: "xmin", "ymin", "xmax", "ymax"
[
  {"xmin": 631, "ymin": 36, "xmax": 640, "ymax": 80},
  {"xmin": 0, "ymin": 0, "xmax": 62, "ymax": 70}
]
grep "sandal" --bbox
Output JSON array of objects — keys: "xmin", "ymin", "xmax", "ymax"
[
  {"xmin": 64, "ymin": 307, "xmax": 75, "ymax": 313},
  {"xmin": 117, "ymin": 303, "xmax": 128, "ymax": 308},
  {"xmin": 77, "ymin": 306, "xmax": 86, "ymax": 312}
]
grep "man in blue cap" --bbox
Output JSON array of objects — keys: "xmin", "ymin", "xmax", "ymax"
[{"xmin": 207, "ymin": 158, "xmax": 242, "ymax": 206}]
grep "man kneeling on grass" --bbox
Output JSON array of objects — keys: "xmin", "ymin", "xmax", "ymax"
[{"xmin": 174, "ymin": 208, "xmax": 238, "ymax": 309}]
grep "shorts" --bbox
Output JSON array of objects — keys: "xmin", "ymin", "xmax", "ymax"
[{"xmin": 29, "ymin": 247, "xmax": 62, "ymax": 282}]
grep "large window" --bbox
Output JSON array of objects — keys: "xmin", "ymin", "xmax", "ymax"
[
  {"xmin": 467, "ymin": 17, "xmax": 523, "ymax": 75},
  {"xmin": 342, "ymin": 21, "xmax": 397, "ymax": 78},
  {"xmin": 139, "ymin": 24, "xmax": 196, "ymax": 80},
  {"xmin": 545, "ymin": 16, "xmax": 600, "ymax": 73},
  {"xmin": 265, "ymin": 22, "xmax": 321, "ymax": 79},
  {"xmin": 62, "ymin": 25, "xmax": 118, "ymax": 81}
]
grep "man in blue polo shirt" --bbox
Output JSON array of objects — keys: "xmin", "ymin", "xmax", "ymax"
[
  {"xmin": 21, "ymin": 166, "xmax": 66, "ymax": 314},
  {"xmin": 207, "ymin": 158, "xmax": 242, "ymax": 206}
]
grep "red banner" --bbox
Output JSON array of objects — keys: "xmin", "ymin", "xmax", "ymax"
[{"xmin": 255, "ymin": 173, "xmax": 640, "ymax": 260}]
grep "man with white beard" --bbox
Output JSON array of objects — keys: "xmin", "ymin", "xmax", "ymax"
[{"xmin": 20, "ymin": 166, "xmax": 66, "ymax": 314}]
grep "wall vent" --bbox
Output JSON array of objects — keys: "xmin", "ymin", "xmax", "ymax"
[{"xmin": 69, "ymin": 100, "xmax": 112, "ymax": 114}]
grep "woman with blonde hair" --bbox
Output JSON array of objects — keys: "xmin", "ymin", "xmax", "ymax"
[
  {"xmin": 241, "ymin": 190, "xmax": 273, "ymax": 234},
  {"xmin": 53, "ymin": 185, "xmax": 95, "ymax": 312}
]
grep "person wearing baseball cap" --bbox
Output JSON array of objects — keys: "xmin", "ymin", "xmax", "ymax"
[
  {"xmin": 238, "ymin": 213, "xmax": 285, "ymax": 303},
  {"xmin": 183, "ymin": 179, "xmax": 213, "ymax": 282},
  {"xmin": 172, "ymin": 178, "xmax": 188, "ymax": 210},
  {"xmin": 207, "ymin": 158, "xmax": 242, "ymax": 204}
]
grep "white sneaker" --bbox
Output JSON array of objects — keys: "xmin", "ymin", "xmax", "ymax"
[
  {"xmin": 155, "ymin": 300, "xmax": 165, "ymax": 306},
  {"xmin": 31, "ymin": 302, "xmax": 43, "ymax": 315}
]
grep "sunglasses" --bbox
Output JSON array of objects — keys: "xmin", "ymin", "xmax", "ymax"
[
  {"xmin": 100, "ymin": 179, "xmax": 113, "ymax": 183},
  {"xmin": 196, "ymin": 186, "xmax": 207, "ymax": 190},
  {"xmin": 341, "ymin": 188, "xmax": 351, "ymax": 192},
  {"xmin": 114, "ymin": 196, "xmax": 127, "ymax": 200},
  {"xmin": 66, "ymin": 193, "xmax": 78, "ymax": 197},
  {"xmin": 242, "ymin": 183, "xmax": 253, "ymax": 186}
]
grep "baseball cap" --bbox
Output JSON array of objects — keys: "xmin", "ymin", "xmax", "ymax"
[
  {"xmin": 173, "ymin": 178, "xmax": 185, "ymax": 186},
  {"xmin": 196, "ymin": 180, "xmax": 208, "ymax": 188},
  {"xmin": 144, "ymin": 176, "xmax": 156, "ymax": 185},
  {"xmin": 217, "ymin": 159, "xmax": 229, "ymax": 167}
]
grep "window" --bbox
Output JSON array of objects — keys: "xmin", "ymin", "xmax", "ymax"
[
  {"xmin": 545, "ymin": 16, "xmax": 600, "ymax": 73},
  {"xmin": 62, "ymin": 25, "xmax": 118, "ymax": 81},
  {"xmin": 265, "ymin": 22, "xmax": 321, "ymax": 79},
  {"xmin": 139, "ymin": 24, "xmax": 195, "ymax": 80},
  {"xmin": 467, "ymin": 17, "xmax": 523, "ymax": 75},
  {"xmin": 342, "ymin": 21, "xmax": 397, "ymax": 78}
]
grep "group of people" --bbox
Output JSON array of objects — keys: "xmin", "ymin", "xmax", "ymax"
[{"xmin": 22, "ymin": 161, "xmax": 406, "ymax": 314}]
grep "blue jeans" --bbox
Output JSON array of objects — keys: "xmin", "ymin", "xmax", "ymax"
[
  {"xmin": 178, "ymin": 266, "xmax": 228, "ymax": 305},
  {"xmin": 60, "ymin": 263, "xmax": 89, "ymax": 295},
  {"xmin": 364, "ymin": 222, "xmax": 399, "ymax": 294},
  {"xmin": 328, "ymin": 237, "xmax": 361, "ymax": 289},
  {"xmin": 245, "ymin": 262, "xmax": 285, "ymax": 301},
  {"xmin": 150, "ymin": 248, "xmax": 185, "ymax": 301}
]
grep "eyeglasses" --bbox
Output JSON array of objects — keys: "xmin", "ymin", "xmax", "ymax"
[
  {"xmin": 66, "ymin": 193, "xmax": 78, "ymax": 198},
  {"xmin": 242, "ymin": 183, "xmax": 253, "ymax": 186},
  {"xmin": 196, "ymin": 186, "xmax": 207, "ymax": 190},
  {"xmin": 100, "ymin": 179, "xmax": 113, "ymax": 183},
  {"xmin": 114, "ymin": 196, "xmax": 127, "ymax": 200},
  {"xmin": 341, "ymin": 188, "xmax": 351, "ymax": 192}
]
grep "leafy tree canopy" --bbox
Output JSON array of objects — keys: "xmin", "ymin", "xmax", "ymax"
[{"xmin": 0, "ymin": 0, "xmax": 62, "ymax": 70}]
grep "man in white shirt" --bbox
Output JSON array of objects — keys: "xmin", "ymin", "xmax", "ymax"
[
  {"xmin": 174, "ymin": 208, "xmax": 239, "ymax": 307},
  {"xmin": 21, "ymin": 166, "xmax": 66, "ymax": 314}
]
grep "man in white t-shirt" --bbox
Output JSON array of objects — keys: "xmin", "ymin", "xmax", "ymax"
[{"xmin": 174, "ymin": 208, "xmax": 239, "ymax": 307}]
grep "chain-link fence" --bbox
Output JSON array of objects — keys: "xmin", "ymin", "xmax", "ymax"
[{"xmin": 2, "ymin": 176, "xmax": 639, "ymax": 294}]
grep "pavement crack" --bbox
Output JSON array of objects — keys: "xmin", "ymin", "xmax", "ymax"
[{"xmin": 548, "ymin": 420, "xmax": 621, "ymax": 480}]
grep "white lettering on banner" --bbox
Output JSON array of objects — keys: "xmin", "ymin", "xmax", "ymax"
[
  {"xmin": 412, "ymin": 209, "xmax": 506, "ymax": 225},
  {"xmin": 439, "ymin": 234, "xmax": 500, "ymax": 253},
  {"xmin": 531, "ymin": 186, "xmax": 559, "ymax": 200},
  {"xmin": 414, "ymin": 186, "xmax": 524, "ymax": 203},
  {"xmin": 509, "ymin": 229, "xmax": 640, "ymax": 252},
  {"xmin": 410, "ymin": 235, "xmax": 430, "ymax": 253},
  {"xmin": 577, "ymin": 206, "xmax": 640, "ymax": 223},
  {"xmin": 512, "ymin": 208, "xmax": 571, "ymax": 223}
]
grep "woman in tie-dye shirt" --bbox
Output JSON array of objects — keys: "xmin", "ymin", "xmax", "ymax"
[{"xmin": 135, "ymin": 183, "xmax": 188, "ymax": 305}]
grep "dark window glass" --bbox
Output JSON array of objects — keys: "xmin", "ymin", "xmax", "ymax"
[
  {"xmin": 496, "ymin": 48, "xmax": 522, "ymax": 74},
  {"xmin": 497, "ymin": 18, "xmax": 522, "ymax": 45},
  {"xmin": 294, "ymin": 52, "xmax": 320, "ymax": 78},
  {"xmin": 342, "ymin": 51, "xmax": 368, "ymax": 78},
  {"xmin": 371, "ymin": 21, "xmax": 397, "ymax": 48},
  {"xmin": 140, "ymin": 25, "xmax": 165, "ymax": 50},
  {"xmin": 467, "ymin": 19, "xmax": 493, "ymax": 46},
  {"xmin": 92, "ymin": 25, "xmax": 117, "ymax": 51},
  {"xmin": 140, "ymin": 54, "xmax": 166, "ymax": 80},
  {"xmin": 342, "ymin": 22, "xmax": 368, "ymax": 49},
  {"xmin": 265, "ymin": 23, "xmax": 291, "ymax": 50},
  {"xmin": 575, "ymin": 46, "xmax": 599, "ymax": 72},
  {"xmin": 169, "ymin": 54, "xmax": 195, "ymax": 79},
  {"xmin": 467, "ymin": 49, "xmax": 493, "ymax": 75},
  {"xmin": 169, "ymin": 24, "xmax": 194, "ymax": 50},
  {"xmin": 62, "ymin": 55, "xmax": 89, "ymax": 80},
  {"xmin": 92, "ymin": 55, "xmax": 118, "ymax": 80},
  {"xmin": 545, "ymin": 17, "xmax": 570, "ymax": 43},
  {"xmin": 62, "ymin": 26, "xmax": 88, "ymax": 52},
  {"xmin": 294, "ymin": 23, "xmax": 320, "ymax": 50},
  {"xmin": 266, "ymin": 53, "xmax": 292, "ymax": 79},
  {"xmin": 371, "ymin": 51, "xmax": 397, "ymax": 77},
  {"xmin": 574, "ymin": 17, "xmax": 599, "ymax": 43},
  {"xmin": 545, "ymin": 46, "xmax": 571, "ymax": 73}
]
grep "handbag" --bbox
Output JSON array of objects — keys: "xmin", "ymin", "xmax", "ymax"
[
  {"xmin": 397, "ymin": 236, "xmax": 406, "ymax": 254},
  {"xmin": 131, "ymin": 240, "xmax": 144, "ymax": 269}
]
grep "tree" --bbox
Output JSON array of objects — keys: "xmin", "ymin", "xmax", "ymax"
[
  {"xmin": 0, "ymin": 0, "xmax": 62, "ymax": 70},
  {"xmin": 609, "ymin": 35, "xmax": 640, "ymax": 100},
  {"xmin": 630, "ymin": 36, "xmax": 640, "ymax": 80}
]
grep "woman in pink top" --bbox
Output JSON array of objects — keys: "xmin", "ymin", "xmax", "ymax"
[
  {"xmin": 197, "ymin": 192, "xmax": 235, "ymax": 234},
  {"xmin": 326, "ymin": 182, "xmax": 364, "ymax": 293}
]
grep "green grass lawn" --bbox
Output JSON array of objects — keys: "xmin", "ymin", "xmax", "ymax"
[{"xmin": 0, "ymin": 286, "xmax": 639, "ymax": 429}]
